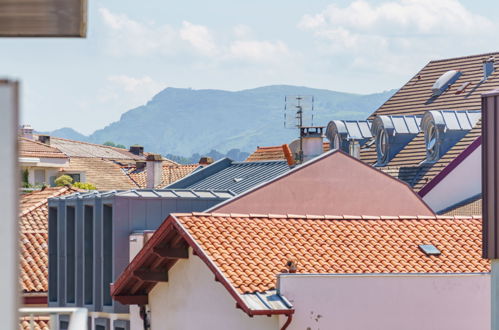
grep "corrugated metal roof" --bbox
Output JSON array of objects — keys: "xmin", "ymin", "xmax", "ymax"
[
  {"xmin": 166, "ymin": 158, "xmax": 291, "ymax": 194},
  {"xmin": 50, "ymin": 189, "xmax": 235, "ymax": 201}
]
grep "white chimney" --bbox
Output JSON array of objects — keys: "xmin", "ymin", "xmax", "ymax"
[
  {"xmin": 20, "ymin": 124, "xmax": 33, "ymax": 140},
  {"xmin": 349, "ymin": 140, "xmax": 360, "ymax": 159},
  {"xmin": 146, "ymin": 154, "xmax": 163, "ymax": 189},
  {"xmin": 301, "ymin": 127, "xmax": 324, "ymax": 163}
]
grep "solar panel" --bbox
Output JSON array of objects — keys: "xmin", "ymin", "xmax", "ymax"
[{"xmin": 419, "ymin": 244, "xmax": 441, "ymax": 256}]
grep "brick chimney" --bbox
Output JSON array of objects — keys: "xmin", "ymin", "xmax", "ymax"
[
  {"xmin": 199, "ymin": 157, "xmax": 214, "ymax": 166},
  {"xmin": 129, "ymin": 145, "xmax": 144, "ymax": 156},
  {"xmin": 146, "ymin": 154, "xmax": 163, "ymax": 188},
  {"xmin": 38, "ymin": 134, "xmax": 50, "ymax": 145}
]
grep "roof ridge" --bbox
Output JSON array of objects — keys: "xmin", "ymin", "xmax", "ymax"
[
  {"xmin": 19, "ymin": 186, "xmax": 81, "ymax": 216},
  {"xmin": 173, "ymin": 212, "xmax": 478, "ymax": 220},
  {"xmin": 429, "ymin": 51, "xmax": 499, "ymax": 64}
]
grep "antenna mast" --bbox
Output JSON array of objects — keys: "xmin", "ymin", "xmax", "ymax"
[{"xmin": 284, "ymin": 95, "xmax": 315, "ymax": 163}]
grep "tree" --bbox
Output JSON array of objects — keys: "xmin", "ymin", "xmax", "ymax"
[{"xmin": 55, "ymin": 175, "xmax": 73, "ymax": 186}]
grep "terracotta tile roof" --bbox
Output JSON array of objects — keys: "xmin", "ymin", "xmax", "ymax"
[
  {"xmin": 19, "ymin": 316, "xmax": 49, "ymax": 330},
  {"xmin": 20, "ymin": 232, "xmax": 48, "ymax": 293},
  {"xmin": 61, "ymin": 157, "xmax": 140, "ymax": 190},
  {"xmin": 19, "ymin": 187, "xmax": 81, "ymax": 293},
  {"xmin": 19, "ymin": 138, "xmax": 67, "ymax": 159},
  {"xmin": 246, "ymin": 142, "xmax": 330, "ymax": 162},
  {"xmin": 47, "ymin": 136, "xmax": 157, "ymax": 160},
  {"xmin": 113, "ymin": 213, "xmax": 489, "ymax": 302},
  {"xmin": 441, "ymin": 195, "xmax": 482, "ymax": 216},
  {"xmin": 124, "ymin": 163, "xmax": 199, "ymax": 188},
  {"xmin": 20, "ymin": 187, "xmax": 81, "ymax": 232},
  {"xmin": 358, "ymin": 52, "xmax": 498, "ymax": 181}
]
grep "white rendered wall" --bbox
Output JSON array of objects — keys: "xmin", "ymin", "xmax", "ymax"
[
  {"xmin": 422, "ymin": 145, "xmax": 481, "ymax": 213},
  {"xmin": 278, "ymin": 273, "xmax": 490, "ymax": 330},
  {"xmin": 147, "ymin": 248, "xmax": 278, "ymax": 330}
]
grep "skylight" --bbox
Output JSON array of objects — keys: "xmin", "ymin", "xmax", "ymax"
[{"xmin": 419, "ymin": 244, "xmax": 441, "ymax": 256}]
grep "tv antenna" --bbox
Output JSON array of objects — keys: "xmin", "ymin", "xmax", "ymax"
[{"xmin": 284, "ymin": 95, "xmax": 315, "ymax": 163}]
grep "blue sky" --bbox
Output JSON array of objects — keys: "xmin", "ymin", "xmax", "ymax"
[{"xmin": 1, "ymin": 0, "xmax": 498, "ymax": 134}]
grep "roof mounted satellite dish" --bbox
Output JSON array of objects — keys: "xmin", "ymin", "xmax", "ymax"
[{"xmin": 432, "ymin": 70, "xmax": 461, "ymax": 96}]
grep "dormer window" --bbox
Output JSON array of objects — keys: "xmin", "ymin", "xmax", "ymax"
[
  {"xmin": 371, "ymin": 115, "xmax": 421, "ymax": 166},
  {"xmin": 326, "ymin": 120, "xmax": 372, "ymax": 153},
  {"xmin": 421, "ymin": 110, "xmax": 481, "ymax": 163}
]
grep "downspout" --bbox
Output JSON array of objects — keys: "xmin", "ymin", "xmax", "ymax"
[{"xmin": 280, "ymin": 314, "xmax": 293, "ymax": 330}]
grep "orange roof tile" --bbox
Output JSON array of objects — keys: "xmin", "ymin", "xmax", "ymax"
[
  {"xmin": 19, "ymin": 187, "xmax": 80, "ymax": 293},
  {"xmin": 113, "ymin": 213, "xmax": 489, "ymax": 301},
  {"xmin": 19, "ymin": 138, "xmax": 67, "ymax": 159},
  {"xmin": 246, "ymin": 142, "xmax": 329, "ymax": 162},
  {"xmin": 19, "ymin": 316, "xmax": 49, "ymax": 330},
  {"xmin": 124, "ymin": 163, "xmax": 199, "ymax": 188}
]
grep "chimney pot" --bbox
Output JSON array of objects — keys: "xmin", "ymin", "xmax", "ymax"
[{"xmin": 301, "ymin": 126, "xmax": 325, "ymax": 163}]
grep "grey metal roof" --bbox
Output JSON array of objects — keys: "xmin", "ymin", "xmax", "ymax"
[
  {"xmin": 240, "ymin": 290, "xmax": 292, "ymax": 311},
  {"xmin": 50, "ymin": 188, "xmax": 235, "ymax": 201},
  {"xmin": 326, "ymin": 120, "xmax": 372, "ymax": 141},
  {"xmin": 166, "ymin": 158, "xmax": 291, "ymax": 194},
  {"xmin": 372, "ymin": 115, "xmax": 422, "ymax": 135}
]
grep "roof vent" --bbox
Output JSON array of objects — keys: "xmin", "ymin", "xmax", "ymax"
[
  {"xmin": 420, "ymin": 110, "xmax": 481, "ymax": 163},
  {"xmin": 432, "ymin": 70, "xmax": 462, "ymax": 96},
  {"xmin": 483, "ymin": 56, "xmax": 495, "ymax": 81},
  {"xmin": 371, "ymin": 115, "xmax": 421, "ymax": 166},
  {"xmin": 199, "ymin": 157, "xmax": 214, "ymax": 166},
  {"xmin": 419, "ymin": 244, "xmax": 441, "ymax": 256},
  {"xmin": 326, "ymin": 120, "xmax": 372, "ymax": 153},
  {"xmin": 233, "ymin": 177, "xmax": 244, "ymax": 183},
  {"xmin": 19, "ymin": 124, "xmax": 34, "ymax": 140}
]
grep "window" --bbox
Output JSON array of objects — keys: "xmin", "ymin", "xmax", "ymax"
[
  {"xmin": 67, "ymin": 173, "xmax": 81, "ymax": 182},
  {"xmin": 333, "ymin": 133, "xmax": 340, "ymax": 150},
  {"xmin": 102, "ymin": 205, "xmax": 113, "ymax": 306},
  {"xmin": 84, "ymin": 205, "xmax": 94, "ymax": 305},
  {"xmin": 66, "ymin": 206, "xmax": 76, "ymax": 304},
  {"xmin": 48, "ymin": 207, "xmax": 58, "ymax": 302},
  {"xmin": 425, "ymin": 121, "xmax": 439, "ymax": 162},
  {"xmin": 376, "ymin": 129, "xmax": 389, "ymax": 165},
  {"xmin": 34, "ymin": 169, "xmax": 45, "ymax": 185}
]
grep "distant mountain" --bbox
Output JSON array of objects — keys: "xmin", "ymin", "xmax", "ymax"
[
  {"xmin": 39, "ymin": 127, "xmax": 89, "ymax": 142},
  {"xmin": 47, "ymin": 85, "xmax": 396, "ymax": 156}
]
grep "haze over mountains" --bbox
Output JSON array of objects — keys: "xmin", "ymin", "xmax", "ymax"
[{"xmin": 46, "ymin": 85, "xmax": 396, "ymax": 158}]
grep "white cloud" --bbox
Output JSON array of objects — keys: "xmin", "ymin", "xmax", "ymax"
[
  {"xmin": 100, "ymin": 75, "xmax": 165, "ymax": 105},
  {"xmin": 99, "ymin": 8, "xmax": 176, "ymax": 56},
  {"xmin": 179, "ymin": 21, "xmax": 218, "ymax": 56},
  {"xmin": 299, "ymin": 0, "xmax": 497, "ymax": 74},
  {"xmin": 99, "ymin": 8, "xmax": 292, "ymax": 64},
  {"xmin": 228, "ymin": 40, "xmax": 290, "ymax": 62}
]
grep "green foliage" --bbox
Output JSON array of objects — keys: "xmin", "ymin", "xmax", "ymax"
[
  {"xmin": 104, "ymin": 141, "xmax": 126, "ymax": 149},
  {"xmin": 73, "ymin": 182, "xmax": 97, "ymax": 190},
  {"xmin": 55, "ymin": 175, "xmax": 74, "ymax": 186},
  {"xmin": 21, "ymin": 169, "xmax": 29, "ymax": 188}
]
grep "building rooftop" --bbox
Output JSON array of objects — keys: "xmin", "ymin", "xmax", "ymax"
[
  {"xmin": 123, "ymin": 163, "xmax": 199, "ymax": 188},
  {"xmin": 440, "ymin": 194, "xmax": 482, "ymax": 216},
  {"xmin": 19, "ymin": 138, "xmax": 68, "ymax": 159},
  {"xmin": 112, "ymin": 212, "xmax": 488, "ymax": 311},
  {"xmin": 245, "ymin": 142, "xmax": 329, "ymax": 162},
  {"xmin": 167, "ymin": 158, "xmax": 291, "ymax": 194},
  {"xmin": 20, "ymin": 187, "xmax": 82, "ymax": 293}
]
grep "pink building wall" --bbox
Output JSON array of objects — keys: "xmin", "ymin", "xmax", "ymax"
[
  {"xmin": 278, "ymin": 273, "xmax": 490, "ymax": 330},
  {"xmin": 215, "ymin": 151, "xmax": 434, "ymax": 216}
]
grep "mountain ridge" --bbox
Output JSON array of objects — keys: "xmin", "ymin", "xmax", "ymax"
[{"xmin": 44, "ymin": 85, "xmax": 397, "ymax": 156}]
